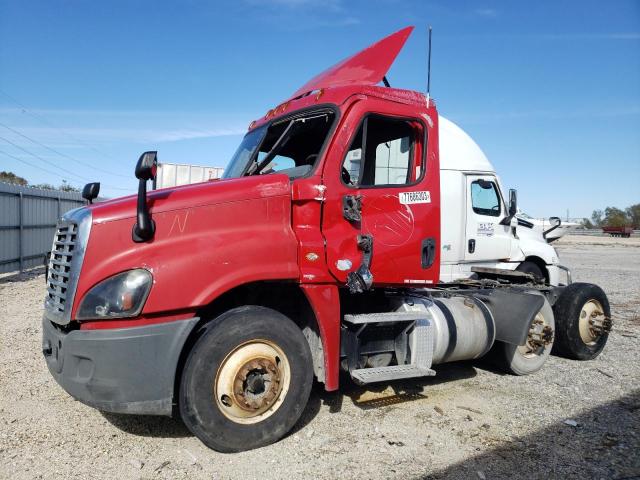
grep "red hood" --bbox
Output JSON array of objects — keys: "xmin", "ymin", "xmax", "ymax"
[
  {"xmin": 87, "ymin": 174, "xmax": 292, "ymax": 224},
  {"xmin": 290, "ymin": 26, "xmax": 413, "ymax": 99}
]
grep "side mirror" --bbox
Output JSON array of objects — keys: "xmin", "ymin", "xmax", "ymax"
[
  {"xmin": 543, "ymin": 216, "xmax": 562, "ymax": 240},
  {"xmin": 508, "ymin": 189, "xmax": 517, "ymax": 217},
  {"xmin": 82, "ymin": 182, "xmax": 100, "ymax": 204},
  {"xmin": 132, "ymin": 151, "xmax": 158, "ymax": 243},
  {"xmin": 500, "ymin": 188, "xmax": 519, "ymax": 226},
  {"xmin": 135, "ymin": 151, "xmax": 158, "ymax": 180}
]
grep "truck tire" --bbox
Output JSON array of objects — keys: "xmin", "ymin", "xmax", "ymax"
[
  {"xmin": 498, "ymin": 295, "xmax": 555, "ymax": 375},
  {"xmin": 552, "ymin": 283, "xmax": 611, "ymax": 360},
  {"xmin": 516, "ymin": 261, "xmax": 545, "ymax": 282},
  {"xmin": 179, "ymin": 306, "xmax": 313, "ymax": 452}
]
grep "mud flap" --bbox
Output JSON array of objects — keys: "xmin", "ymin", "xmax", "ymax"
[{"xmin": 473, "ymin": 290, "xmax": 545, "ymax": 345}]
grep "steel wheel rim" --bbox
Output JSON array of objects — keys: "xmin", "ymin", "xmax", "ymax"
[
  {"xmin": 214, "ymin": 340, "xmax": 291, "ymax": 425},
  {"xmin": 517, "ymin": 311, "xmax": 553, "ymax": 358},
  {"xmin": 578, "ymin": 299, "xmax": 605, "ymax": 345}
]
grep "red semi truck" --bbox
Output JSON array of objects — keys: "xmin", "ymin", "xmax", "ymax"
[{"xmin": 42, "ymin": 27, "xmax": 612, "ymax": 452}]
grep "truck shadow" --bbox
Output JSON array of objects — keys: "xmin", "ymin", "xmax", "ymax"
[
  {"xmin": 101, "ymin": 411, "xmax": 192, "ymax": 438},
  {"xmin": 101, "ymin": 388, "xmax": 324, "ymax": 440},
  {"xmin": 317, "ymin": 362, "xmax": 478, "ymax": 414},
  {"xmin": 100, "ymin": 362, "xmax": 490, "ymax": 440},
  {"xmin": 419, "ymin": 389, "xmax": 640, "ymax": 480}
]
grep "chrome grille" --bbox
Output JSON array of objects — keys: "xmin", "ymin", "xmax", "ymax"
[
  {"xmin": 46, "ymin": 223, "xmax": 78, "ymax": 314},
  {"xmin": 44, "ymin": 207, "xmax": 91, "ymax": 325}
]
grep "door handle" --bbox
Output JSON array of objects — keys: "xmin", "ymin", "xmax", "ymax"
[
  {"xmin": 468, "ymin": 239, "xmax": 476, "ymax": 254},
  {"xmin": 422, "ymin": 238, "xmax": 436, "ymax": 268}
]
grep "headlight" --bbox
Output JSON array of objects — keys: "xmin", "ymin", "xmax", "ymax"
[{"xmin": 76, "ymin": 269, "xmax": 152, "ymax": 320}]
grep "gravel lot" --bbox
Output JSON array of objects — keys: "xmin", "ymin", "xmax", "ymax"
[{"xmin": 1, "ymin": 235, "xmax": 639, "ymax": 480}]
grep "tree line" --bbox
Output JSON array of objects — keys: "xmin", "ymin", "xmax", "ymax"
[
  {"xmin": 583, "ymin": 204, "xmax": 640, "ymax": 229},
  {"xmin": 0, "ymin": 171, "xmax": 80, "ymax": 192}
]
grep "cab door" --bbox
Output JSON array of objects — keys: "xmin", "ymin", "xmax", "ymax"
[
  {"xmin": 464, "ymin": 175, "xmax": 511, "ymax": 261},
  {"xmin": 321, "ymin": 99, "xmax": 440, "ymax": 287}
]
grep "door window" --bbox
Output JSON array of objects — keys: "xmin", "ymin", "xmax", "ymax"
[
  {"xmin": 470, "ymin": 180, "xmax": 501, "ymax": 217},
  {"xmin": 342, "ymin": 115, "xmax": 423, "ymax": 187}
]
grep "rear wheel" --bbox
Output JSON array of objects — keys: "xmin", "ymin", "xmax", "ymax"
[
  {"xmin": 498, "ymin": 295, "xmax": 555, "ymax": 375},
  {"xmin": 552, "ymin": 283, "xmax": 611, "ymax": 360},
  {"xmin": 179, "ymin": 306, "xmax": 313, "ymax": 452}
]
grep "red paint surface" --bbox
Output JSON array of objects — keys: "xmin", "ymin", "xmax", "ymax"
[
  {"xmin": 320, "ymin": 95, "xmax": 441, "ymax": 286},
  {"xmin": 75, "ymin": 174, "xmax": 299, "ymax": 325},
  {"xmin": 301, "ymin": 284, "xmax": 341, "ymax": 391}
]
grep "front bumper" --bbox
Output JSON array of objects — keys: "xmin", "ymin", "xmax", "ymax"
[
  {"xmin": 547, "ymin": 264, "xmax": 572, "ymax": 286},
  {"xmin": 42, "ymin": 316, "xmax": 199, "ymax": 416}
]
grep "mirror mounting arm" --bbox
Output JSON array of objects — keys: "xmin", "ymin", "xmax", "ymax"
[{"xmin": 499, "ymin": 215, "xmax": 513, "ymax": 226}]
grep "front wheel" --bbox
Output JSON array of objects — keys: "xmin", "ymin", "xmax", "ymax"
[
  {"xmin": 516, "ymin": 260, "xmax": 545, "ymax": 283},
  {"xmin": 179, "ymin": 306, "xmax": 313, "ymax": 452}
]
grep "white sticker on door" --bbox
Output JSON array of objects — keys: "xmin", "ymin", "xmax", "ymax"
[
  {"xmin": 477, "ymin": 223, "xmax": 495, "ymax": 237},
  {"xmin": 399, "ymin": 191, "xmax": 431, "ymax": 205}
]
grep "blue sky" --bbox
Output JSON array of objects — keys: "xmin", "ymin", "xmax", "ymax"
[{"xmin": 0, "ymin": 0, "xmax": 638, "ymax": 218}]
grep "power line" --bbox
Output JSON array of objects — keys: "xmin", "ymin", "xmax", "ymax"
[
  {"xmin": 0, "ymin": 135, "xmax": 90, "ymax": 182},
  {"xmin": 0, "ymin": 148, "xmax": 83, "ymax": 187},
  {"xmin": 0, "ymin": 135, "xmax": 131, "ymax": 191},
  {"xmin": 0, "ymin": 89, "xmax": 130, "ymax": 178},
  {"xmin": 0, "ymin": 120, "xmax": 129, "ymax": 178}
]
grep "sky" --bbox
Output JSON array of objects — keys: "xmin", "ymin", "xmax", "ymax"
[{"xmin": 0, "ymin": 0, "xmax": 638, "ymax": 218}]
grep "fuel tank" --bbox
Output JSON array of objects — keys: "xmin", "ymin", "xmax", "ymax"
[{"xmin": 395, "ymin": 295, "xmax": 495, "ymax": 364}]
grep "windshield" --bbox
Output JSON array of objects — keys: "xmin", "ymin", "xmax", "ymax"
[
  {"xmin": 223, "ymin": 126, "xmax": 267, "ymax": 179},
  {"xmin": 222, "ymin": 109, "xmax": 335, "ymax": 180}
]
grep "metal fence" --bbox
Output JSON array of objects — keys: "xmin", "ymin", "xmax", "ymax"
[
  {"xmin": 0, "ymin": 182, "xmax": 85, "ymax": 274},
  {"xmin": 567, "ymin": 229, "xmax": 639, "ymax": 236}
]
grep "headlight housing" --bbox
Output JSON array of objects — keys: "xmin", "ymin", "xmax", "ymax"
[{"xmin": 76, "ymin": 269, "xmax": 152, "ymax": 320}]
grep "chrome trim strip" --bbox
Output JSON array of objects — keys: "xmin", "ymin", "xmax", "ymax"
[{"xmin": 44, "ymin": 207, "xmax": 92, "ymax": 325}]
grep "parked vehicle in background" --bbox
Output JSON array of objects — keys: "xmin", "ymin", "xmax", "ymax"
[
  {"xmin": 153, "ymin": 162, "xmax": 224, "ymax": 189},
  {"xmin": 602, "ymin": 225, "xmax": 633, "ymax": 237},
  {"xmin": 437, "ymin": 118, "xmax": 568, "ymax": 285}
]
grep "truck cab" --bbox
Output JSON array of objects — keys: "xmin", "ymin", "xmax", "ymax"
[{"xmin": 42, "ymin": 26, "xmax": 610, "ymax": 453}]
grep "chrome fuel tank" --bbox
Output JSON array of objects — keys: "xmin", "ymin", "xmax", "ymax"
[{"xmin": 395, "ymin": 295, "xmax": 495, "ymax": 364}]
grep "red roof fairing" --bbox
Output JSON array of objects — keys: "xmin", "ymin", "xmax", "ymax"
[{"xmin": 290, "ymin": 26, "xmax": 414, "ymax": 99}]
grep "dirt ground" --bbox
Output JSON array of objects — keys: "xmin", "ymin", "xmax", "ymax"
[{"xmin": 1, "ymin": 235, "xmax": 639, "ymax": 480}]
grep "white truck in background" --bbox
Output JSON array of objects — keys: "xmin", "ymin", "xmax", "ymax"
[
  {"xmin": 438, "ymin": 116, "xmax": 569, "ymax": 286},
  {"xmin": 150, "ymin": 119, "xmax": 569, "ymax": 286}
]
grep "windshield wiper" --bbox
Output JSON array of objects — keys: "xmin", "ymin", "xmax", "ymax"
[
  {"xmin": 245, "ymin": 113, "xmax": 330, "ymax": 176},
  {"xmin": 246, "ymin": 120, "xmax": 299, "ymax": 176}
]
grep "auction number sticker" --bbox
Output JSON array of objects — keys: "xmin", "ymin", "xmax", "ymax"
[{"xmin": 399, "ymin": 191, "xmax": 431, "ymax": 205}]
